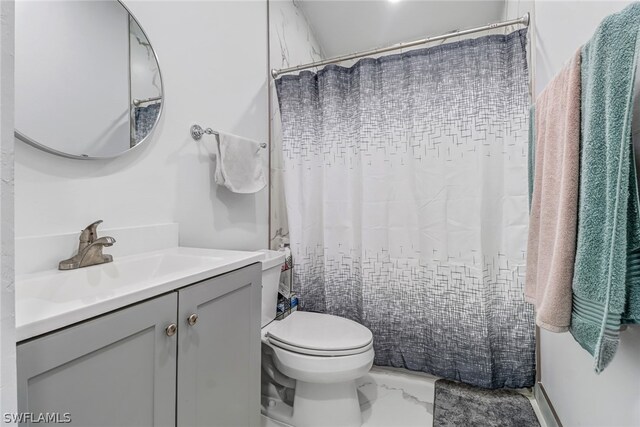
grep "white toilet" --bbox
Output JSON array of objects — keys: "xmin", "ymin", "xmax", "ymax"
[{"xmin": 258, "ymin": 250, "xmax": 375, "ymax": 427}]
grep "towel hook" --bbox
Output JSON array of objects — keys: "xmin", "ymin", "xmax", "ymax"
[{"xmin": 190, "ymin": 124, "xmax": 267, "ymax": 149}]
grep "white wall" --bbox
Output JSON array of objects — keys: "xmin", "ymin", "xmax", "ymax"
[
  {"xmin": 0, "ymin": 0, "xmax": 16, "ymax": 422},
  {"xmin": 15, "ymin": 0, "xmax": 269, "ymax": 269},
  {"xmin": 297, "ymin": 0, "xmax": 504, "ymax": 58},
  {"xmin": 534, "ymin": 2, "xmax": 640, "ymax": 426}
]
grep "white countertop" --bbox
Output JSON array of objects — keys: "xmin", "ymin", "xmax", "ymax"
[{"xmin": 16, "ymin": 247, "xmax": 263, "ymax": 342}]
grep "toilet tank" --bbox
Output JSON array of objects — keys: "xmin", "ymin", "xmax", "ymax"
[{"xmin": 258, "ymin": 249, "xmax": 286, "ymax": 327}]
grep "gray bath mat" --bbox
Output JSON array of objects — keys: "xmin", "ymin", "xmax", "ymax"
[{"xmin": 433, "ymin": 379, "xmax": 541, "ymax": 427}]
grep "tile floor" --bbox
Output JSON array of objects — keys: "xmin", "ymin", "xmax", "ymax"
[
  {"xmin": 357, "ymin": 367, "xmax": 436, "ymax": 426},
  {"xmin": 262, "ymin": 366, "xmax": 547, "ymax": 427}
]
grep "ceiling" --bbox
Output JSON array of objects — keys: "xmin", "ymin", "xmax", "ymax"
[{"xmin": 297, "ymin": 0, "xmax": 507, "ymax": 58}]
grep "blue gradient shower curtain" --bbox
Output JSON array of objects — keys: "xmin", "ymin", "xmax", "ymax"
[{"xmin": 275, "ymin": 29, "xmax": 534, "ymax": 388}]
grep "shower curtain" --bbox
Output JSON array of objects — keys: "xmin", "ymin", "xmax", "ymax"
[{"xmin": 275, "ymin": 29, "xmax": 534, "ymax": 389}]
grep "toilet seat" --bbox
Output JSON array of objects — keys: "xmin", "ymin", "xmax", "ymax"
[
  {"xmin": 268, "ymin": 336, "xmax": 374, "ymax": 356},
  {"xmin": 265, "ymin": 311, "xmax": 373, "ymax": 357}
]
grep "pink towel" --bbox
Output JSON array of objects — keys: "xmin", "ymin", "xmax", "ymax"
[{"xmin": 525, "ymin": 49, "xmax": 581, "ymax": 333}]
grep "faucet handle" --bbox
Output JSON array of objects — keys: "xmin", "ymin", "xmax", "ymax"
[{"xmin": 80, "ymin": 220, "xmax": 104, "ymax": 244}]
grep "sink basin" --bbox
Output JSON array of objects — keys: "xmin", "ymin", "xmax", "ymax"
[
  {"xmin": 20, "ymin": 252, "xmax": 220, "ymax": 303},
  {"xmin": 16, "ymin": 247, "xmax": 263, "ymax": 341}
]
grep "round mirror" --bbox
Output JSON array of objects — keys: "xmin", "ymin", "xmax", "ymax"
[{"xmin": 15, "ymin": 0, "xmax": 163, "ymax": 159}]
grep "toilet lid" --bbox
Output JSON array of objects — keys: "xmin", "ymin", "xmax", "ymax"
[{"xmin": 266, "ymin": 311, "xmax": 373, "ymax": 355}]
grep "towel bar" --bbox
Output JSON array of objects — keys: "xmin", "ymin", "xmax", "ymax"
[{"xmin": 190, "ymin": 124, "xmax": 267, "ymax": 148}]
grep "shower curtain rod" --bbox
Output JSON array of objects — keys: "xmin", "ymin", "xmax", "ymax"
[{"xmin": 271, "ymin": 13, "xmax": 530, "ymax": 78}]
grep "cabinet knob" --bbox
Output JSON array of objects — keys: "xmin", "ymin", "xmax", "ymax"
[
  {"xmin": 165, "ymin": 323, "xmax": 177, "ymax": 337},
  {"xmin": 187, "ymin": 313, "xmax": 198, "ymax": 326}
]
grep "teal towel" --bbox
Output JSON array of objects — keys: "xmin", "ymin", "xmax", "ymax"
[{"xmin": 571, "ymin": 3, "xmax": 640, "ymax": 372}]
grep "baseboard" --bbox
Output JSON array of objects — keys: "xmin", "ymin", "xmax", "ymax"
[{"xmin": 534, "ymin": 382, "xmax": 563, "ymax": 427}]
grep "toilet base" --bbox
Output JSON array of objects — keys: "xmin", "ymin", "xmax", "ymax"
[
  {"xmin": 291, "ymin": 380, "xmax": 362, "ymax": 427},
  {"xmin": 262, "ymin": 379, "xmax": 363, "ymax": 427}
]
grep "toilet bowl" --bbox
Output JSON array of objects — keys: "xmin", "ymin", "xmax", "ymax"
[{"xmin": 258, "ymin": 250, "xmax": 374, "ymax": 427}]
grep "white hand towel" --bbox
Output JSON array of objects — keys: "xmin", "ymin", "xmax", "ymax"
[{"xmin": 214, "ymin": 132, "xmax": 267, "ymax": 193}]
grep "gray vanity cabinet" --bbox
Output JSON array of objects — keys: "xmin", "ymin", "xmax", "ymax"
[
  {"xmin": 16, "ymin": 263, "xmax": 261, "ymax": 427},
  {"xmin": 17, "ymin": 292, "xmax": 178, "ymax": 427},
  {"xmin": 177, "ymin": 263, "xmax": 261, "ymax": 427}
]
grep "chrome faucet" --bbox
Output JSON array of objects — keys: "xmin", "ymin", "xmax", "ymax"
[{"xmin": 59, "ymin": 220, "xmax": 116, "ymax": 270}]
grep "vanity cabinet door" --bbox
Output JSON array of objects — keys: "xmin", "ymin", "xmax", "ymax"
[
  {"xmin": 177, "ymin": 263, "xmax": 261, "ymax": 427},
  {"xmin": 17, "ymin": 293, "xmax": 178, "ymax": 427}
]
